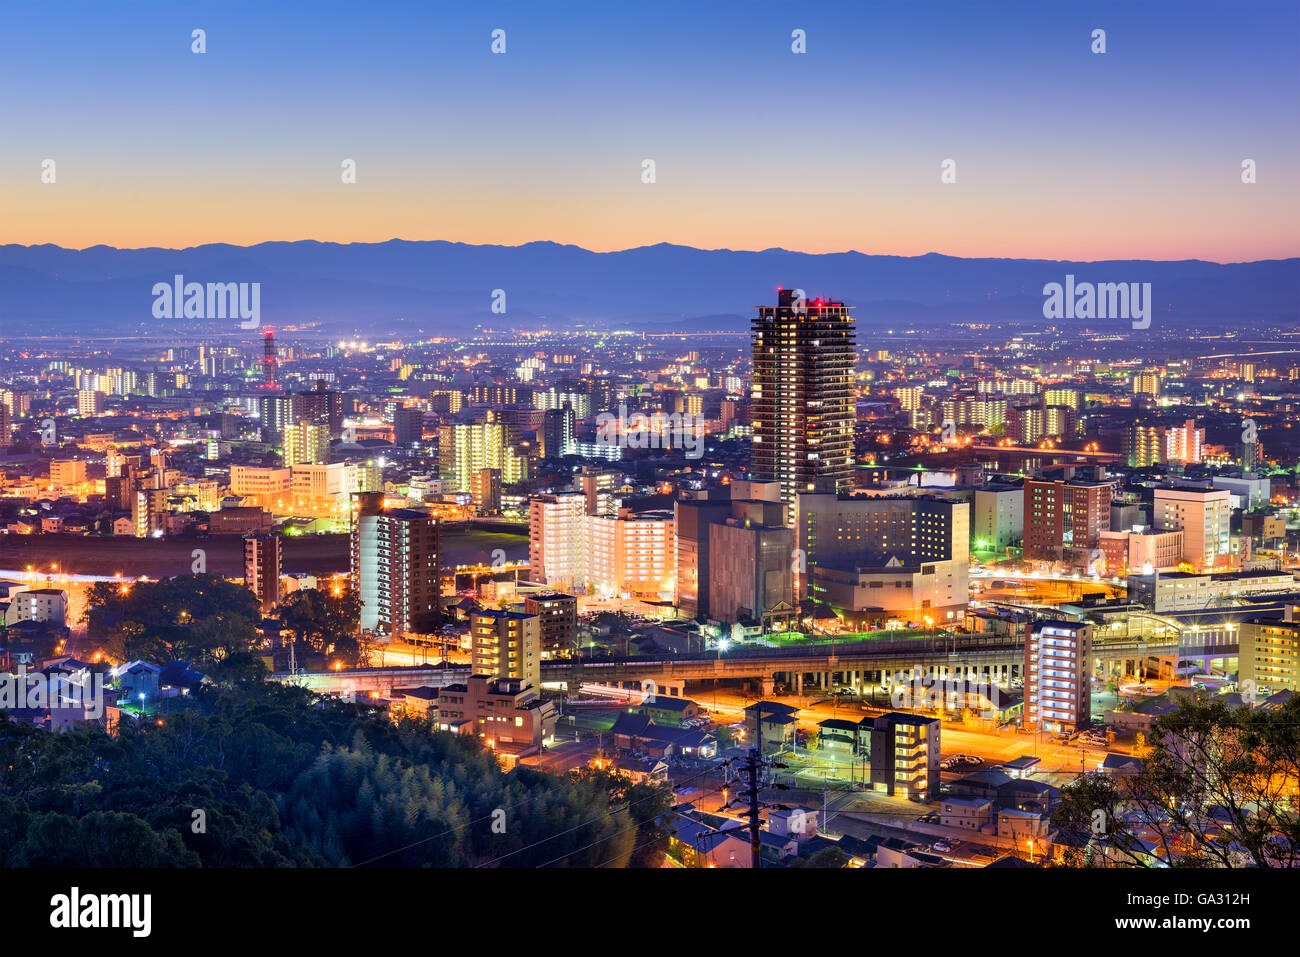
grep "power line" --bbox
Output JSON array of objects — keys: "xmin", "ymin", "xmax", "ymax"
[
  {"xmin": 350, "ymin": 790, "xmax": 547, "ymax": 867},
  {"xmin": 476, "ymin": 763, "xmax": 723, "ymax": 868}
]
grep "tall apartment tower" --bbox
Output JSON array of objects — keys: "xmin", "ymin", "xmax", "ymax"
[
  {"xmin": 262, "ymin": 328, "xmax": 278, "ymax": 389},
  {"xmin": 471, "ymin": 467, "xmax": 502, "ymax": 514},
  {"xmin": 751, "ymin": 288, "xmax": 856, "ymax": 521},
  {"xmin": 392, "ymin": 405, "xmax": 426, "ymax": 447},
  {"xmin": 1025, "ymin": 620, "xmax": 1091, "ymax": 732},
  {"xmin": 244, "ymin": 533, "xmax": 283, "ymax": 615},
  {"xmin": 1239, "ymin": 608, "xmax": 1300, "ymax": 696},
  {"xmin": 350, "ymin": 492, "xmax": 441, "ymax": 638},
  {"xmin": 283, "ymin": 421, "xmax": 331, "ymax": 465}
]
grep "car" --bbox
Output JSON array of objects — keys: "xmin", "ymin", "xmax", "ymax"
[{"xmin": 931, "ymin": 841, "xmax": 952, "ymax": 853}]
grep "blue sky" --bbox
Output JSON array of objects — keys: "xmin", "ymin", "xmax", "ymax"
[{"xmin": 1, "ymin": 0, "xmax": 1296, "ymax": 260}]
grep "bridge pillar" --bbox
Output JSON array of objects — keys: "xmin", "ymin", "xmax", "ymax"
[
  {"xmin": 795, "ymin": 672, "xmax": 803, "ymax": 697},
  {"xmin": 761, "ymin": 676, "xmax": 775, "ymax": 697}
]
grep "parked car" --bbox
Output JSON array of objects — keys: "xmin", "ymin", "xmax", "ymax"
[{"xmin": 931, "ymin": 841, "xmax": 952, "ymax": 853}]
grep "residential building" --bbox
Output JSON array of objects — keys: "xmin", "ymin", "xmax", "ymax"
[
  {"xmin": 585, "ymin": 508, "xmax": 675, "ymax": 602},
  {"xmin": 244, "ymin": 533, "xmax": 283, "ymax": 615},
  {"xmin": 1025, "ymin": 620, "xmax": 1091, "ymax": 732},
  {"xmin": 528, "ymin": 492, "xmax": 587, "ymax": 592},
  {"xmin": 869, "ymin": 712, "xmax": 940, "ymax": 800},
  {"xmin": 351, "ymin": 492, "xmax": 441, "ymax": 638},
  {"xmin": 438, "ymin": 417, "xmax": 527, "ymax": 493},
  {"xmin": 433, "ymin": 675, "xmax": 557, "ymax": 760},
  {"xmin": 751, "ymin": 288, "xmax": 856, "ymax": 519},
  {"xmin": 1023, "ymin": 477, "xmax": 1113, "ymax": 570},
  {"xmin": 282, "ymin": 421, "xmax": 330, "ymax": 465},
  {"xmin": 972, "ymin": 483, "xmax": 1023, "ymax": 552},
  {"xmin": 1239, "ymin": 608, "xmax": 1300, "ymax": 695},
  {"xmin": 470, "ymin": 608, "xmax": 541, "ymax": 690},
  {"xmin": 3, "ymin": 588, "xmax": 68, "ymax": 627},
  {"xmin": 522, "ymin": 592, "xmax": 577, "ymax": 656},
  {"xmin": 49, "ymin": 460, "xmax": 87, "ymax": 487},
  {"xmin": 470, "ymin": 467, "xmax": 501, "ymax": 514}
]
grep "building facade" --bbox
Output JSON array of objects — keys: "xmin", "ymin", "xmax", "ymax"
[
  {"xmin": 351, "ymin": 492, "xmax": 441, "ymax": 638},
  {"xmin": 751, "ymin": 288, "xmax": 856, "ymax": 520},
  {"xmin": 1025, "ymin": 620, "xmax": 1091, "ymax": 732}
]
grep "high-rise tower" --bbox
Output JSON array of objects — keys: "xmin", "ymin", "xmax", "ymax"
[
  {"xmin": 262, "ymin": 328, "xmax": 278, "ymax": 390},
  {"xmin": 751, "ymin": 288, "xmax": 856, "ymax": 520},
  {"xmin": 350, "ymin": 492, "xmax": 441, "ymax": 638}
]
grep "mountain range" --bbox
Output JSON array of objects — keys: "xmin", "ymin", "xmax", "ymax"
[{"xmin": 0, "ymin": 240, "xmax": 1295, "ymax": 336}]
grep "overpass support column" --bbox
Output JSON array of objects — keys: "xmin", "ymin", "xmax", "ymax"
[
  {"xmin": 795, "ymin": 672, "xmax": 803, "ymax": 697},
  {"xmin": 761, "ymin": 676, "xmax": 775, "ymax": 697}
]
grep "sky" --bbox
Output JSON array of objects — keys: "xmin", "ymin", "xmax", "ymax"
[{"xmin": 0, "ymin": 0, "xmax": 1296, "ymax": 261}]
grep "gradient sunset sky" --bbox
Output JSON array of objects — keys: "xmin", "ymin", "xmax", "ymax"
[{"xmin": 2, "ymin": 0, "xmax": 1296, "ymax": 261}]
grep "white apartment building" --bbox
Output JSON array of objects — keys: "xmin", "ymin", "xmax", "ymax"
[
  {"xmin": 972, "ymin": 484, "xmax": 1022, "ymax": 551},
  {"xmin": 586, "ymin": 509, "xmax": 675, "ymax": 602},
  {"xmin": 4, "ymin": 588, "xmax": 68, "ymax": 627},
  {"xmin": 1025, "ymin": 621, "xmax": 1091, "ymax": 731},
  {"xmin": 528, "ymin": 493, "xmax": 587, "ymax": 592}
]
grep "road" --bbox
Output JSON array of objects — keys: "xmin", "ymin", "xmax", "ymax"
[{"xmin": 699, "ymin": 686, "xmax": 1123, "ymax": 779}]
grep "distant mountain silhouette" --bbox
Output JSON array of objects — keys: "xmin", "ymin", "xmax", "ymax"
[{"xmin": 0, "ymin": 240, "xmax": 1294, "ymax": 336}]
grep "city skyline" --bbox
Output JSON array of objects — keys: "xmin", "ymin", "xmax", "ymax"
[{"xmin": 2, "ymin": 0, "xmax": 1299, "ymax": 906}]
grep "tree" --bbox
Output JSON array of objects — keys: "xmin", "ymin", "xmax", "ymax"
[
  {"xmin": 12, "ymin": 811, "xmax": 201, "ymax": 867},
  {"xmin": 1, "ymin": 680, "xmax": 675, "ymax": 868},
  {"xmin": 1054, "ymin": 694, "xmax": 1300, "ymax": 867},
  {"xmin": 85, "ymin": 575, "xmax": 263, "ymax": 677},
  {"xmin": 279, "ymin": 588, "xmax": 362, "ymax": 665},
  {"xmin": 791, "ymin": 845, "xmax": 850, "ymax": 868}
]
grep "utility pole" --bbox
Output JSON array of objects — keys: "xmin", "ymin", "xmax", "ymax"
[
  {"xmin": 744, "ymin": 748, "xmax": 762, "ymax": 868},
  {"xmin": 703, "ymin": 747, "xmax": 786, "ymax": 869}
]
